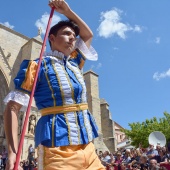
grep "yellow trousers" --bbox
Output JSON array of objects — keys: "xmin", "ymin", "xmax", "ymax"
[{"xmin": 37, "ymin": 142, "xmax": 105, "ymax": 170}]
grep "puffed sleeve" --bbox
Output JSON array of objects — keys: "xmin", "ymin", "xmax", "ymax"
[
  {"xmin": 69, "ymin": 38, "xmax": 98, "ymax": 69},
  {"xmin": 14, "ymin": 60, "xmax": 38, "ymax": 93},
  {"xmin": 3, "ymin": 90, "xmax": 30, "ymax": 112},
  {"xmin": 3, "ymin": 59, "xmax": 39, "ymax": 111}
]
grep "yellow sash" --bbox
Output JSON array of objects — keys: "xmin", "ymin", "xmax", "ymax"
[{"xmin": 40, "ymin": 103, "xmax": 88, "ymax": 116}]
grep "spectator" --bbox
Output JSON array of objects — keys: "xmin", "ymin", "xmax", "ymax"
[
  {"xmin": 140, "ymin": 155, "xmax": 149, "ymax": 170},
  {"xmin": 122, "ymin": 149, "xmax": 131, "ymax": 164},
  {"xmin": 98, "ymin": 151, "xmax": 103, "ymax": 161},
  {"xmin": 156, "ymin": 144, "xmax": 161, "ymax": 152},
  {"xmin": 143, "ymin": 163, "xmax": 149, "ymax": 170},
  {"xmin": 157, "ymin": 149, "xmax": 168, "ymax": 165},
  {"xmin": 166, "ymin": 148, "xmax": 170, "ymax": 160},
  {"xmin": 34, "ymin": 157, "xmax": 38, "ymax": 169},
  {"xmin": 107, "ymin": 153, "xmax": 115, "ymax": 170},
  {"xmin": 20, "ymin": 161, "xmax": 24, "ymax": 168},
  {"xmin": 101, "ymin": 151, "xmax": 111, "ymax": 167},
  {"xmin": 147, "ymin": 144, "xmax": 158, "ymax": 161},
  {"xmin": 28, "ymin": 144, "xmax": 34, "ymax": 155},
  {"xmin": 149, "ymin": 159, "xmax": 159, "ymax": 170},
  {"xmin": 131, "ymin": 163, "xmax": 140, "ymax": 170},
  {"xmin": 112, "ymin": 152, "xmax": 122, "ymax": 170},
  {"xmin": 135, "ymin": 149, "xmax": 142, "ymax": 162},
  {"xmin": 0, "ymin": 154, "xmax": 3, "ymax": 170},
  {"xmin": 120, "ymin": 162, "xmax": 130, "ymax": 170},
  {"xmin": 23, "ymin": 160, "xmax": 29, "ymax": 170},
  {"xmin": 162, "ymin": 147, "xmax": 167, "ymax": 154},
  {"xmin": 130, "ymin": 149, "xmax": 141, "ymax": 164},
  {"xmin": 98, "ymin": 150, "xmax": 103, "ymax": 160},
  {"xmin": 1, "ymin": 147, "xmax": 7, "ymax": 169},
  {"xmin": 95, "ymin": 149, "xmax": 98, "ymax": 154},
  {"xmin": 28, "ymin": 152, "xmax": 36, "ymax": 170}
]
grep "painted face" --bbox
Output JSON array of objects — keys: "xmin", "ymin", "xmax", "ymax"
[{"xmin": 50, "ymin": 26, "xmax": 77, "ymax": 56}]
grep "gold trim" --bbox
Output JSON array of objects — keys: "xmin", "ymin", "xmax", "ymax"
[
  {"xmin": 82, "ymin": 110, "xmax": 90, "ymax": 141},
  {"xmin": 40, "ymin": 103, "xmax": 88, "ymax": 116},
  {"xmin": 43, "ymin": 59, "xmax": 56, "ymax": 106},
  {"xmin": 51, "ymin": 59, "xmax": 66, "ymax": 147},
  {"xmin": 52, "ymin": 60, "xmax": 65, "ymax": 104},
  {"xmin": 83, "ymin": 110, "xmax": 93, "ymax": 141},
  {"xmin": 52, "ymin": 114, "xmax": 55, "ymax": 147},
  {"xmin": 67, "ymin": 63, "xmax": 89, "ymax": 141},
  {"xmin": 74, "ymin": 111, "xmax": 81, "ymax": 144},
  {"xmin": 61, "ymin": 64, "xmax": 76, "ymax": 104},
  {"xmin": 61, "ymin": 64, "xmax": 74, "ymax": 144},
  {"xmin": 64, "ymin": 113, "xmax": 72, "ymax": 144}
]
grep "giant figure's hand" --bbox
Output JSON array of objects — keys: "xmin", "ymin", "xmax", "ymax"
[
  {"xmin": 49, "ymin": 0, "xmax": 71, "ymax": 15},
  {"xmin": 5, "ymin": 153, "xmax": 23, "ymax": 170}
]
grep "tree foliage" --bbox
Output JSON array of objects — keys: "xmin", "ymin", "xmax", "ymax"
[{"xmin": 123, "ymin": 112, "xmax": 170, "ymax": 148}]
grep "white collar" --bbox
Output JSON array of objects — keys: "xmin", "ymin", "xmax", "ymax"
[{"xmin": 44, "ymin": 50, "xmax": 65, "ymax": 60}]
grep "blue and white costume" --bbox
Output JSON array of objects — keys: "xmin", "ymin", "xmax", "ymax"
[{"xmin": 4, "ymin": 38, "xmax": 99, "ymax": 148}]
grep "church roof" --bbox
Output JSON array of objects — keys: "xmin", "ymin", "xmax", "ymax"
[{"xmin": 33, "ymin": 35, "xmax": 43, "ymax": 43}]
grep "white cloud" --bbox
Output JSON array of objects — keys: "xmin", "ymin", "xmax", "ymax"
[
  {"xmin": 97, "ymin": 8, "xmax": 142, "ymax": 39},
  {"xmin": 96, "ymin": 63, "xmax": 102, "ymax": 69},
  {"xmin": 113, "ymin": 47, "xmax": 119, "ymax": 50},
  {"xmin": 155, "ymin": 37, "xmax": 161, "ymax": 44},
  {"xmin": 153, "ymin": 68, "xmax": 170, "ymax": 81},
  {"xmin": 0, "ymin": 22, "xmax": 14, "ymax": 29},
  {"xmin": 90, "ymin": 65, "xmax": 95, "ymax": 69},
  {"xmin": 35, "ymin": 13, "xmax": 61, "ymax": 34},
  {"xmin": 133, "ymin": 25, "xmax": 142, "ymax": 33},
  {"xmin": 90, "ymin": 63, "xmax": 102, "ymax": 70}
]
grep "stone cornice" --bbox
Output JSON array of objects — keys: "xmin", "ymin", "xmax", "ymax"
[
  {"xmin": 83, "ymin": 70, "xmax": 99, "ymax": 77},
  {"xmin": 0, "ymin": 24, "xmax": 30, "ymax": 41}
]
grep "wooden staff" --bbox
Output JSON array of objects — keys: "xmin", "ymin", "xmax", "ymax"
[{"xmin": 14, "ymin": 7, "xmax": 55, "ymax": 170}]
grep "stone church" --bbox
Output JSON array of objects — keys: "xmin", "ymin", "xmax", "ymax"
[{"xmin": 0, "ymin": 24, "xmax": 118, "ymax": 160}]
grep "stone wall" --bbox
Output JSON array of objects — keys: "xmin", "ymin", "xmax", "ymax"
[
  {"xmin": 100, "ymin": 99, "xmax": 116, "ymax": 153},
  {"xmin": 0, "ymin": 24, "xmax": 42, "ymax": 158},
  {"xmin": 0, "ymin": 24, "xmax": 29, "ymax": 87},
  {"xmin": 84, "ymin": 71, "xmax": 109, "ymax": 152}
]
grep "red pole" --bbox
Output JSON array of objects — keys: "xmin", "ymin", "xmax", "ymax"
[{"xmin": 14, "ymin": 7, "xmax": 55, "ymax": 170}]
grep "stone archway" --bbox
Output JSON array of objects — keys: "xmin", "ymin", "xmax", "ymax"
[
  {"xmin": 0, "ymin": 69, "xmax": 9, "ymax": 152},
  {"xmin": 0, "ymin": 69, "xmax": 9, "ymax": 116}
]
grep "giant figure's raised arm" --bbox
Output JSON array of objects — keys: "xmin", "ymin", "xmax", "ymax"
[{"xmin": 49, "ymin": 0, "xmax": 93, "ymax": 48}]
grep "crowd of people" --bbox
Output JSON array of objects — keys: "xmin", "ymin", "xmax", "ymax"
[
  {"xmin": 1, "ymin": 143, "xmax": 170, "ymax": 170},
  {"xmin": 19, "ymin": 152, "xmax": 37, "ymax": 170},
  {"xmin": 0, "ymin": 145, "xmax": 37, "ymax": 170},
  {"xmin": 97, "ymin": 144, "xmax": 170, "ymax": 170},
  {"xmin": 19, "ymin": 144, "xmax": 37, "ymax": 170}
]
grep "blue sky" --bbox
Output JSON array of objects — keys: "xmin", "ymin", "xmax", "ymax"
[{"xmin": 1, "ymin": 0, "xmax": 170, "ymax": 129}]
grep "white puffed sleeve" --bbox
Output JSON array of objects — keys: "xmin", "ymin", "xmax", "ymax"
[
  {"xmin": 75, "ymin": 38, "xmax": 98, "ymax": 61},
  {"xmin": 3, "ymin": 90, "xmax": 30, "ymax": 112}
]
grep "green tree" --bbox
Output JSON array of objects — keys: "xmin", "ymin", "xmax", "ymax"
[{"xmin": 123, "ymin": 112, "xmax": 170, "ymax": 148}]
